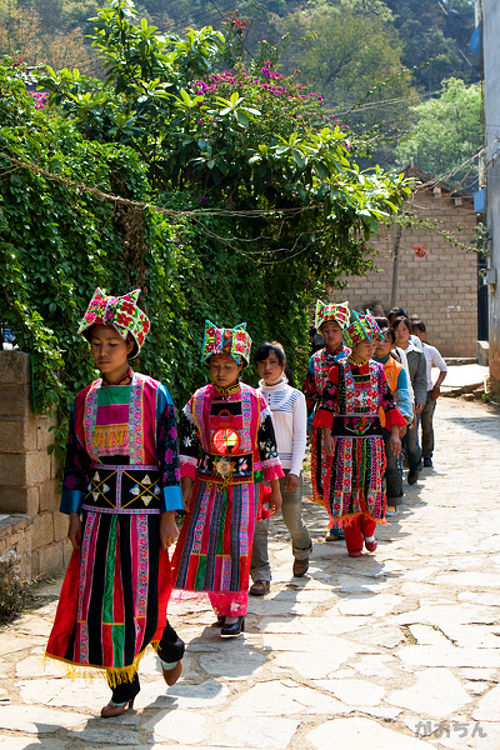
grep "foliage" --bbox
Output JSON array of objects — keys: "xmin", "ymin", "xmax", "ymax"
[
  {"xmin": 42, "ymin": 2, "xmax": 411, "ymax": 266},
  {"xmin": 395, "ymin": 77, "xmax": 482, "ymax": 191},
  {"xmin": 0, "ymin": 0, "xmax": 99, "ymax": 73},
  {"xmin": 1, "ymin": 3, "xmax": 412, "ymax": 464},
  {"xmin": 0, "ymin": 0, "xmax": 479, "ymax": 88},
  {"xmin": 277, "ymin": 2, "xmax": 419, "ymax": 167},
  {"xmin": 384, "ymin": 0, "xmax": 478, "ymax": 90}
]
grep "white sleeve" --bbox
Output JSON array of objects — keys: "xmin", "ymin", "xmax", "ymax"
[
  {"xmin": 431, "ymin": 346, "xmax": 448, "ymax": 372},
  {"xmin": 290, "ymin": 390, "xmax": 307, "ymax": 477}
]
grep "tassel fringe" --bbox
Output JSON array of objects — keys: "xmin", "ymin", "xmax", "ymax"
[{"xmin": 43, "ymin": 642, "xmax": 158, "ymax": 686}]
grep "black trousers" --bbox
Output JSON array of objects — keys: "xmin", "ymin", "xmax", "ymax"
[{"xmin": 107, "ymin": 621, "xmax": 185, "ymax": 702}]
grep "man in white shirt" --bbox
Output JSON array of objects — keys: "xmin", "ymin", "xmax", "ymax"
[{"xmin": 413, "ymin": 321, "xmax": 448, "ymax": 468}]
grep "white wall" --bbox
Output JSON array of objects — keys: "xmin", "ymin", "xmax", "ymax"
[{"xmin": 483, "ymin": 0, "xmax": 500, "ymax": 390}]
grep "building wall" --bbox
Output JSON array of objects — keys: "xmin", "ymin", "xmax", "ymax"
[
  {"xmin": 336, "ymin": 190, "xmax": 478, "ymax": 357},
  {"xmin": 0, "ymin": 351, "xmax": 70, "ymax": 579},
  {"xmin": 483, "ymin": 0, "xmax": 500, "ymax": 393}
]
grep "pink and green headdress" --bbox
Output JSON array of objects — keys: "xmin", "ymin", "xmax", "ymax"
[
  {"xmin": 315, "ymin": 299, "xmax": 350, "ymax": 330},
  {"xmin": 342, "ymin": 310, "xmax": 382, "ymax": 349},
  {"xmin": 201, "ymin": 320, "xmax": 252, "ymax": 366},
  {"xmin": 78, "ymin": 287, "xmax": 150, "ymax": 358}
]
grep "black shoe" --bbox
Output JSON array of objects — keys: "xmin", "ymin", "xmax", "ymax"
[
  {"xmin": 407, "ymin": 469, "xmax": 419, "ymax": 485},
  {"xmin": 423, "ymin": 457, "xmax": 433, "ymax": 468},
  {"xmin": 221, "ymin": 616, "xmax": 245, "ymax": 638},
  {"xmin": 213, "ymin": 616, "xmax": 225, "ymax": 627}
]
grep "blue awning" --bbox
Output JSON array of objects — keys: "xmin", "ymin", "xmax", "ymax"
[
  {"xmin": 470, "ymin": 23, "xmax": 482, "ymax": 56},
  {"xmin": 474, "ymin": 188, "xmax": 486, "ymax": 213}
]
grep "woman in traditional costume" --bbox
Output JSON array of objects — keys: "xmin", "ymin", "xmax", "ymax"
[
  {"xmin": 171, "ymin": 321, "xmax": 283, "ymax": 637},
  {"xmin": 313, "ymin": 311, "xmax": 406, "ymax": 557},
  {"xmin": 304, "ymin": 299, "xmax": 350, "ymax": 541},
  {"xmin": 45, "ymin": 288, "xmax": 185, "ymax": 717},
  {"xmin": 373, "ymin": 327, "xmax": 413, "ymax": 514}
]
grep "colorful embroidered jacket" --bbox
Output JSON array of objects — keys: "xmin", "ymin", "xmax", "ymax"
[
  {"xmin": 60, "ymin": 372, "xmax": 183, "ymax": 514},
  {"xmin": 314, "ymin": 359, "xmax": 406, "ymax": 435},
  {"xmin": 303, "ymin": 345, "xmax": 349, "ymax": 417},
  {"xmin": 179, "ymin": 382, "xmax": 283, "ymax": 484}
]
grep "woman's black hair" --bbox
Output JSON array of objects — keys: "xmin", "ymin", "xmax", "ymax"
[
  {"xmin": 412, "ymin": 319, "xmax": 426, "ymax": 333},
  {"xmin": 253, "ymin": 342, "xmax": 286, "ymax": 366},
  {"xmin": 379, "ymin": 326, "xmax": 396, "ymax": 344},
  {"xmin": 374, "ymin": 316, "xmax": 390, "ymax": 329},
  {"xmin": 392, "ymin": 316, "xmax": 413, "ymax": 334},
  {"xmin": 254, "ymin": 342, "xmax": 296, "ymax": 386}
]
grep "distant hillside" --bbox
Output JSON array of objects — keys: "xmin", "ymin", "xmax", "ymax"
[{"xmin": 1, "ymin": 1, "xmax": 478, "ymax": 87}]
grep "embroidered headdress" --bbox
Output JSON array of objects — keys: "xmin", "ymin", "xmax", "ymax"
[
  {"xmin": 342, "ymin": 310, "xmax": 382, "ymax": 348},
  {"xmin": 78, "ymin": 287, "xmax": 150, "ymax": 358},
  {"xmin": 315, "ymin": 299, "xmax": 350, "ymax": 330},
  {"xmin": 201, "ymin": 320, "xmax": 252, "ymax": 366}
]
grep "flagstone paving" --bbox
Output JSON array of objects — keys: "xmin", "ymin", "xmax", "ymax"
[{"xmin": 0, "ymin": 396, "xmax": 499, "ymax": 749}]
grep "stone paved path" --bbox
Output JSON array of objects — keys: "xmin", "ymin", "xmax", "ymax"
[{"xmin": 1, "ymin": 396, "xmax": 499, "ymax": 750}]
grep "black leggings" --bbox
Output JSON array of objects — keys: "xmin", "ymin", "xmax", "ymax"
[{"xmin": 107, "ymin": 621, "xmax": 185, "ymax": 703}]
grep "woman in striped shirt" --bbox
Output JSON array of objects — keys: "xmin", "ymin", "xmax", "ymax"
[{"xmin": 249, "ymin": 342, "xmax": 312, "ymax": 595}]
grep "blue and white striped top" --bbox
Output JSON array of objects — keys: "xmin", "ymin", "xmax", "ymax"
[{"xmin": 257, "ymin": 377, "xmax": 307, "ymax": 476}]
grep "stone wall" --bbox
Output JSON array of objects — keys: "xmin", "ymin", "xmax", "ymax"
[
  {"xmin": 0, "ymin": 351, "xmax": 70, "ymax": 579},
  {"xmin": 336, "ymin": 189, "xmax": 478, "ymax": 358},
  {"xmin": 0, "ymin": 514, "xmax": 33, "ymax": 581}
]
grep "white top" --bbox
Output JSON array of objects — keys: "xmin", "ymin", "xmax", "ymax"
[
  {"xmin": 422, "ymin": 342, "xmax": 448, "ymax": 390},
  {"xmin": 410, "ymin": 334, "xmax": 423, "ymax": 350},
  {"xmin": 258, "ymin": 377, "xmax": 307, "ymax": 476}
]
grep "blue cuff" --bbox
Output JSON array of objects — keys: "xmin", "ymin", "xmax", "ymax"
[
  {"xmin": 60, "ymin": 490, "xmax": 85, "ymax": 514},
  {"xmin": 162, "ymin": 485, "xmax": 184, "ymax": 512}
]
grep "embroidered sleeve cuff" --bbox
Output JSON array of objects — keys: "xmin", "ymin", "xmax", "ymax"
[
  {"xmin": 60, "ymin": 490, "xmax": 85, "ymax": 515},
  {"xmin": 385, "ymin": 408, "xmax": 407, "ymax": 429},
  {"xmin": 180, "ymin": 455, "xmax": 198, "ymax": 480},
  {"xmin": 313, "ymin": 409, "xmax": 334, "ymax": 430},
  {"xmin": 262, "ymin": 458, "xmax": 285, "ymax": 481},
  {"xmin": 162, "ymin": 485, "xmax": 184, "ymax": 512}
]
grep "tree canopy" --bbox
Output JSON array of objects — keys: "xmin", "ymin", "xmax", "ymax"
[
  {"xmin": 0, "ymin": 0, "xmax": 412, "ymax": 460},
  {"xmin": 395, "ymin": 77, "xmax": 482, "ymax": 190},
  {"xmin": 0, "ymin": 0, "xmax": 481, "ymax": 181}
]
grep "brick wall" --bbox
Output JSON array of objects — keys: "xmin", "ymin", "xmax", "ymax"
[
  {"xmin": 336, "ymin": 190, "xmax": 478, "ymax": 357},
  {"xmin": 0, "ymin": 351, "xmax": 70, "ymax": 579}
]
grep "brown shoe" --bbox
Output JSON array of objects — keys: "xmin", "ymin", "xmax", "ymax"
[
  {"xmin": 101, "ymin": 697, "xmax": 135, "ymax": 718},
  {"xmin": 249, "ymin": 579, "xmax": 270, "ymax": 596},
  {"xmin": 162, "ymin": 660, "xmax": 182, "ymax": 686},
  {"xmin": 293, "ymin": 558, "xmax": 309, "ymax": 578}
]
